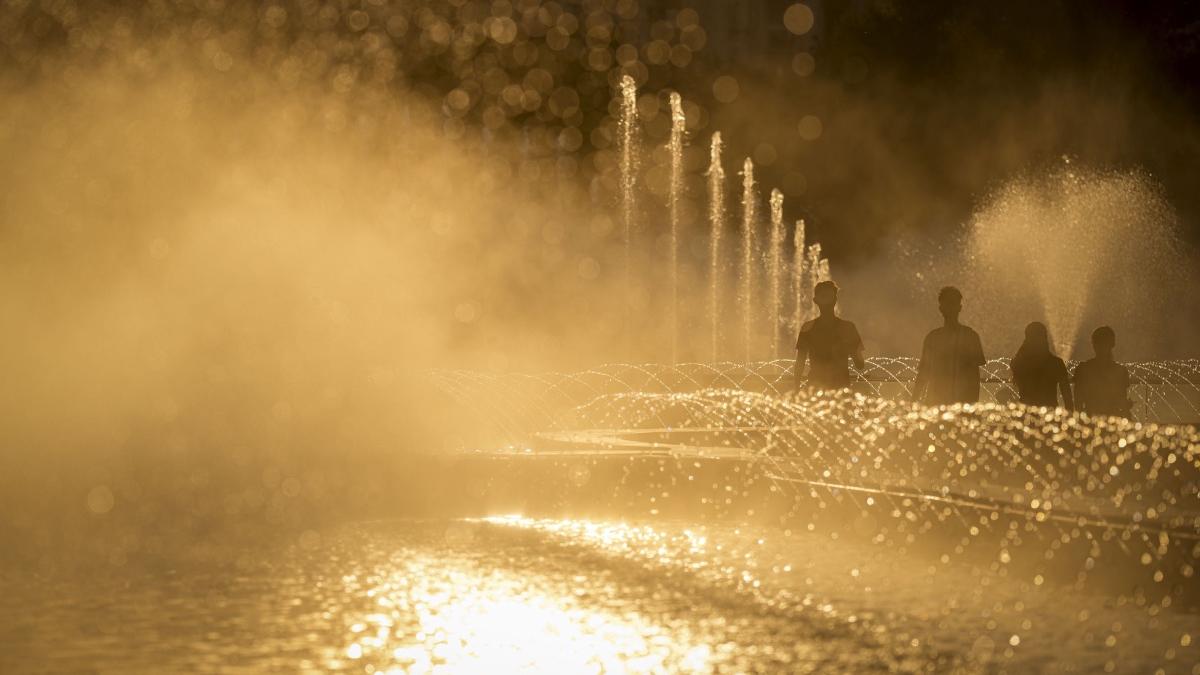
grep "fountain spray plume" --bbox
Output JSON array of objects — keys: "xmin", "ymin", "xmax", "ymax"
[
  {"xmin": 964, "ymin": 167, "xmax": 1187, "ymax": 358},
  {"xmin": 740, "ymin": 158, "xmax": 758, "ymax": 362},
  {"xmin": 792, "ymin": 219, "xmax": 808, "ymax": 334},
  {"xmin": 768, "ymin": 190, "xmax": 785, "ymax": 357},
  {"xmin": 667, "ymin": 92, "xmax": 686, "ymax": 364},
  {"xmin": 617, "ymin": 75, "xmax": 639, "ymax": 358}
]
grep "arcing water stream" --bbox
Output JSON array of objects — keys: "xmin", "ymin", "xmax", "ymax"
[{"xmin": 430, "ymin": 358, "xmax": 1200, "ymax": 673}]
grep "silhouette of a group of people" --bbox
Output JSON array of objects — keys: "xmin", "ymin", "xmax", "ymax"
[{"xmin": 794, "ymin": 282, "xmax": 1133, "ymax": 417}]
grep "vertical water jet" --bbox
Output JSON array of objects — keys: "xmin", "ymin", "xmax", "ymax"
[
  {"xmin": 707, "ymin": 132, "xmax": 725, "ymax": 363},
  {"xmin": 768, "ymin": 189, "xmax": 785, "ymax": 357},
  {"xmin": 740, "ymin": 158, "xmax": 758, "ymax": 362},
  {"xmin": 806, "ymin": 242, "xmax": 823, "ymax": 294},
  {"xmin": 792, "ymin": 219, "xmax": 807, "ymax": 336},
  {"xmin": 668, "ymin": 92, "xmax": 686, "ymax": 364},
  {"xmin": 618, "ymin": 75, "xmax": 639, "ymax": 357}
]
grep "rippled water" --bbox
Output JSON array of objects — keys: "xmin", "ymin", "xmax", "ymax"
[
  {"xmin": 4, "ymin": 516, "xmax": 1196, "ymax": 673},
  {"xmin": 1, "ymin": 520, "xmax": 927, "ymax": 673}
]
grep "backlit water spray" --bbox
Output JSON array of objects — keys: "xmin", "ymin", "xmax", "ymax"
[
  {"xmin": 792, "ymin": 219, "xmax": 808, "ymax": 333},
  {"xmin": 6, "ymin": 3, "xmax": 1199, "ymax": 674},
  {"xmin": 740, "ymin": 158, "xmax": 757, "ymax": 362},
  {"xmin": 668, "ymin": 91, "xmax": 686, "ymax": 364},
  {"xmin": 966, "ymin": 167, "xmax": 1185, "ymax": 358},
  {"xmin": 618, "ymin": 75, "xmax": 639, "ymax": 356},
  {"xmin": 768, "ymin": 189, "xmax": 785, "ymax": 356},
  {"xmin": 707, "ymin": 133, "xmax": 726, "ymax": 362},
  {"xmin": 807, "ymin": 241, "xmax": 826, "ymax": 287}
]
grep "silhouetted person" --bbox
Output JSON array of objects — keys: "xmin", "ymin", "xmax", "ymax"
[
  {"xmin": 1011, "ymin": 321, "xmax": 1074, "ymax": 410},
  {"xmin": 913, "ymin": 286, "xmax": 986, "ymax": 405},
  {"xmin": 794, "ymin": 280, "xmax": 865, "ymax": 391},
  {"xmin": 1073, "ymin": 326, "xmax": 1132, "ymax": 418}
]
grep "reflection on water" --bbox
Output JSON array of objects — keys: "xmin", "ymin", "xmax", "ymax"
[
  {"xmin": 481, "ymin": 516, "xmax": 1200, "ymax": 675},
  {"xmin": 2, "ymin": 519, "xmax": 931, "ymax": 673},
  {"xmin": 344, "ymin": 544, "xmax": 713, "ymax": 673},
  {"xmin": 5, "ymin": 515, "xmax": 1197, "ymax": 672}
]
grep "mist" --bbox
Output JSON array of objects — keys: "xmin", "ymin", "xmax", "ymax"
[
  {"xmin": 0, "ymin": 47, "xmax": 636, "ymax": 564},
  {"xmin": 3, "ymin": 0, "xmax": 1199, "ymax": 567},
  {"xmin": 3, "ymin": 3, "xmax": 1200, "ymax": 673}
]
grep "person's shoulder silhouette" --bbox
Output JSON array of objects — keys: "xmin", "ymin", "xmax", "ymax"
[
  {"xmin": 913, "ymin": 286, "xmax": 986, "ymax": 405},
  {"xmin": 794, "ymin": 281, "xmax": 864, "ymax": 391},
  {"xmin": 1073, "ymin": 326, "xmax": 1131, "ymax": 417}
]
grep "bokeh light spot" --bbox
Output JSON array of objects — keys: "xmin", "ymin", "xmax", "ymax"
[
  {"xmin": 753, "ymin": 142, "xmax": 778, "ymax": 167},
  {"xmin": 87, "ymin": 486, "xmax": 114, "ymax": 515},
  {"xmin": 783, "ymin": 4, "xmax": 815, "ymax": 35},
  {"xmin": 578, "ymin": 257, "xmax": 600, "ymax": 280},
  {"xmin": 792, "ymin": 52, "xmax": 816, "ymax": 76},
  {"xmin": 798, "ymin": 114, "xmax": 823, "ymax": 140},
  {"xmin": 712, "ymin": 75, "xmax": 739, "ymax": 104}
]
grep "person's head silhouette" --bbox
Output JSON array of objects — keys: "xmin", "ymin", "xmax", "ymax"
[
  {"xmin": 938, "ymin": 286, "xmax": 962, "ymax": 324},
  {"xmin": 1091, "ymin": 325, "xmax": 1116, "ymax": 360},
  {"xmin": 1023, "ymin": 321, "xmax": 1051, "ymax": 355},
  {"xmin": 813, "ymin": 280, "xmax": 838, "ymax": 315}
]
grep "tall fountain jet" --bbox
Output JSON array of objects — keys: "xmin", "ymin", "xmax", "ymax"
[
  {"xmin": 611, "ymin": 80, "xmax": 830, "ymax": 364},
  {"xmin": 618, "ymin": 75, "xmax": 639, "ymax": 357},
  {"xmin": 806, "ymin": 242, "xmax": 825, "ymax": 318},
  {"xmin": 668, "ymin": 92, "xmax": 686, "ymax": 364},
  {"xmin": 817, "ymin": 256, "xmax": 831, "ymax": 283},
  {"xmin": 805, "ymin": 242, "xmax": 822, "ymax": 283},
  {"xmin": 740, "ymin": 158, "xmax": 758, "ymax": 362},
  {"xmin": 792, "ymin": 219, "xmax": 808, "ymax": 335},
  {"xmin": 707, "ymin": 133, "xmax": 725, "ymax": 362},
  {"xmin": 768, "ymin": 189, "xmax": 785, "ymax": 357}
]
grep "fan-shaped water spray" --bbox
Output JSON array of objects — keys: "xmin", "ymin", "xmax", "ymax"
[
  {"xmin": 967, "ymin": 167, "xmax": 1187, "ymax": 358},
  {"xmin": 431, "ymin": 358, "xmax": 1200, "ymax": 449}
]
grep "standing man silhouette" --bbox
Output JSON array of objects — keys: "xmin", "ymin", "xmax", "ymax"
[
  {"xmin": 794, "ymin": 280, "xmax": 865, "ymax": 391},
  {"xmin": 913, "ymin": 286, "xmax": 986, "ymax": 405},
  {"xmin": 1073, "ymin": 326, "xmax": 1132, "ymax": 418}
]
